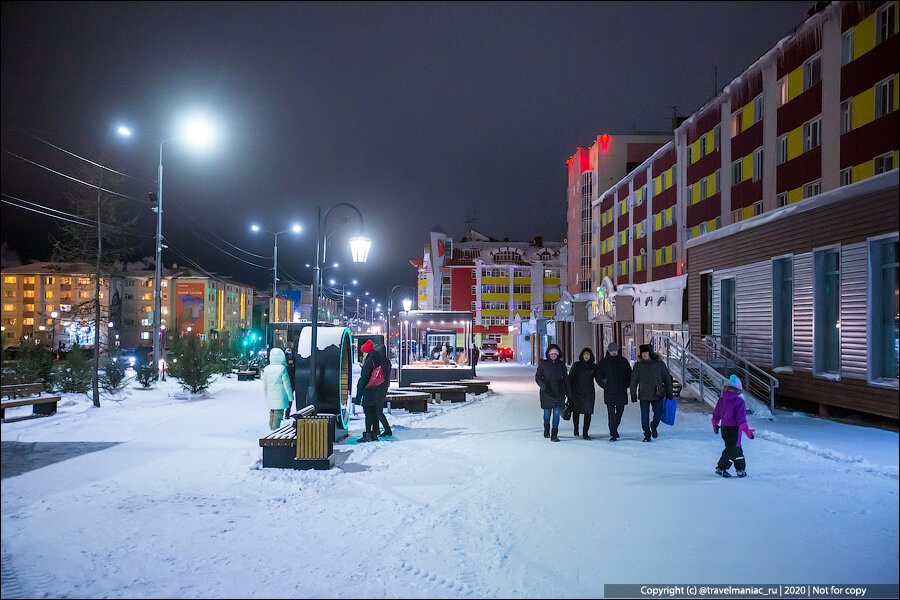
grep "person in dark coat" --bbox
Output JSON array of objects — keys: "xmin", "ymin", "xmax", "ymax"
[
  {"xmin": 630, "ymin": 343, "xmax": 674, "ymax": 442},
  {"xmin": 354, "ymin": 339, "xmax": 384, "ymax": 442},
  {"xmin": 567, "ymin": 347, "xmax": 601, "ymax": 439},
  {"xmin": 471, "ymin": 344, "xmax": 480, "ymax": 376},
  {"xmin": 374, "ymin": 342, "xmax": 393, "ymax": 438},
  {"xmin": 596, "ymin": 342, "xmax": 632, "ymax": 441},
  {"xmin": 535, "ymin": 343, "xmax": 570, "ymax": 442}
]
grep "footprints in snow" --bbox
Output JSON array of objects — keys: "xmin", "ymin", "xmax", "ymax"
[{"xmin": 398, "ymin": 559, "xmax": 468, "ymax": 595}]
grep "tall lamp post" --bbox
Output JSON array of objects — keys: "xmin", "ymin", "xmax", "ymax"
[
  {"xmin": 387, "ymin": 285, "xmax": 413, "ymax": 372},
  {"xmin": 252, "ymin": 223, "xmax": 302, "ymax": 322},
  {"xmin": 306, "ymin": 203, "xmax": 371, "ymax": 409},
  {"xmin": 326, "ymin": 278, "xmax": 357, "ymax": 325}
]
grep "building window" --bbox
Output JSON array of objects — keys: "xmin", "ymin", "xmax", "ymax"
[
  {"xmin": 773, "ymin": 257, "xmax": 793, "ymax": 368},
  {"xmin": 3, "ymin": 276, "xmax": 15, "ymax": 284},
  {"xmin": 713, "ymin": 125, "xmax": 721, "ymax": 150},
  {"xmin": 45, "ymin": 277, "xmax": 55, "ymax": 285},
  {"xmin": 841, "ymin": 29, "xmax": 854, "ymax": 66},
  {"xmin": 23, "ymin": 317, "xmax": 34, "ymax": 326},
  {"xmin": 687, "ymin": 184, "xmax": 694, "ymax": 204},
  {"xmin": 877, "ymin": 2, "xmax": 896, "ymax": 43},
  {"xmin": 2, "ymin": 304, "xmax": 13, "ymax": 312},
  {"xmin": 753, "ymin": 94, "xmax": 764, "ymax": 123},
  {"xmin": 731, "ymin": 111, "xmax": 742, "ymax": 137},
  {"xmin": 714, "ymin": 169, "xmax": 720, "ymax": 194},
  {"xmin": 753, "ymin": 201, "xmax": 764, "ymax": 216},
  {"xmin": 813, "ymin": 247, "xmax": 841, "ymax": 376},
  {"xmin": 543, "ymin": 268, "xmax": 560, "ymax": 279},
  {"xmin": 471, "ymin": 302, "xmax": 476, "ymax": 311},
  {"xmin": 23, "ymin": 290, "xmax": 34, "ymax": 298},
  {"xmin": 840, "ymin": 99, "xmax": 853, "ymax": 134},
  {"xmin": 869, "ymin": 236, "xmax": 899, "ymax": 384},
  {"xmin": 804, "ymin": 180, "xmax": 821, "ymax": 198},
  {"xmin": 700, "ymin": 135, "xmax": 707, "ymax": 157},
  {"xmin": 699, "ymin": 222, "xmax": 708, "ymax": 236},
  {"xmin": 753, "ymin": 147, "xmax": 763, "ymax": 181},
  {"xmin": 803, "ymin": 118, "xmax": 821, "ymax": 152},
  {"xmin": 875, "ymin": 77, "xmax": 895, "ymax": 119},
  {"xmin": 875, "ymin": 154, "xmax": 894, "ymax": 174},
  {"xmin": 777, "ymin": 76, "xmax": 789, "ymax": 106},
  {"xmin": 715, "ymin": 216, "xmax": 722, "ymax": 229},
  {"xmin": 777, "ymin": 193, "xmax": 788, "ymax": 207},
  {"xmin": 700, "ymin": 177, "xmax": 708, "ymax": 199},
  {"xmin": 803, "ymin": 54, "xmax": 822, "ymax": 90},
  {"xmin": 732, "ymin": 209, "xmax": 743, "ymax": 223},
  {"xmin": 732, "ymin": 159, "xmax": 743, "ymax": 185},
  {"xmin": 840, "ymin": 168, "xmax": 853, "ymax": 186},
  {"xmin": 777, "ymin": 134, "xmax": 788, "ymax": 165}
]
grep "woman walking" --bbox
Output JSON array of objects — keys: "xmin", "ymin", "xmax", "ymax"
[
  {"xmin": 568, "ymin": 347, "xmax": 600, "ymax": 439},
  {"xmin": 535, "ymin": 343, "xmax": 570, "ymax": 442}
]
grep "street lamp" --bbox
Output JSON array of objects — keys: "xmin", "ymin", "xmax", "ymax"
[
  {"xmin": 325, "ymin": 278, "xmax": 357, "ymax": 325},
  {"xmin": 306, "ymin": 203, "xmax": 370, "ymax": 410},
  {"xmin": 387, "ymin": 286, "xmax": 413, "ymax": 374},
  {"xmin": 124, "ymin": 114, "xmax": 219, "ymax": 371},
  {"xmin": 252, "ymin": 223, "xmax": 302, "ymax": 322}
]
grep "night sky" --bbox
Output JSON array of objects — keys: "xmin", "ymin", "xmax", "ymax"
[{"xmin": 2, "ymin": 1, "xmax": 813, "ymax": 304}]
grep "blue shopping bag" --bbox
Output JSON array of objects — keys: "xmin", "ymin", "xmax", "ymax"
[{"xmin": 662, "ymin": 397, "xmax": 676, "ymax": 426}]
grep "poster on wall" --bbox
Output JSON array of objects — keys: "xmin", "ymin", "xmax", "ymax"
[{"xmin": 175, "ymin": 282, "xmax": 205, "ymax": 334}]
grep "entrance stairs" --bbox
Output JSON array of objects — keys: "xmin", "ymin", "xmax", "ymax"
[{"xmin": 650, "ymin": 332, "xmax": 776, "ymax": 420}]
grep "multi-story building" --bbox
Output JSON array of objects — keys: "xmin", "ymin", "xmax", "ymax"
[
  {"xmin": 1, "ymin": 263, "xmax": 111, "ymax": 351},
  {"xmin": 566, "ymin": 133, "xmax": 672, "ymax": 295},
  {"xmin": 167, "ymin": 271, "xmax": 253, "ymax": 347},
  {"xmin": 412, "ymin": 229, "xmax": 566, "ymax": 358},
  {"xmin": 570, "ymin": 0, "xmax": 898, "ymax": 416}
]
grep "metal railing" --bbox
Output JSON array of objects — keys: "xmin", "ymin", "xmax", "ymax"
[{"xmin": 702, "ymin": 335, "xmax": 778, "ymax": 412}]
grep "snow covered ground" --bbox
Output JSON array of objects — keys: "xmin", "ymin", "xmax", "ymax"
[{"xmin": 1, "ymin": 362, "xmax": 898, "ymax": 598}]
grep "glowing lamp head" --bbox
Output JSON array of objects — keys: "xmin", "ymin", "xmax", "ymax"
[
  {"xmin": 292, "ymin": 224, "xmax": 301, "ymax": 234},
  {"xmin": 251, "ymin": 224, "xmax": 260, "ymax": 232},
  {"xmin": 349, "ymin": 235, "xmax": 371, "ymax": 263},
  {"xmin": 402, "ymin": 298, "xmax": 412, "ymax": 311}
]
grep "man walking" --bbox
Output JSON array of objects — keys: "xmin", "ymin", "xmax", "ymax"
[
  {"xmin": 597, "ymin": 342, "xmax": 631, "ymax": 441},
  {"xmin": 630, "ymin": 343, "xmax": 673, "ymax": 442}
]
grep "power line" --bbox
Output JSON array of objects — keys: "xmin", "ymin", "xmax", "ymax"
[{"xmin": 21, "ymin": 132, "xmax": 147, "ymax": 183}]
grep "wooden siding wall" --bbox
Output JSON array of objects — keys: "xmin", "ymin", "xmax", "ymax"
[{"xmin": 687, "ymin": 185, "xmax": 899, "ymax": 418}]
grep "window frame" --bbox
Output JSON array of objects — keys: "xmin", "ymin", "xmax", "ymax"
[
  {"xmin": 732, "ymin": 159, "xmax": 743, "ymax": 185},
  {"xmin": 753, "ymin": 94, "xmax": 764, "ymax": 123},
  {"xmin": 803, "ymin": 117, "xmax": 822, "ymax": 152},
  {"xmin": 772, "ymin": 254, "xmax": 794, "ymax": 370},
  {"xmin": 841, "ymin": 29, "xmax": 854, "ymax": 66},
  {"xmin": 874, "ymin": 153, "xmax": 894, "ymax": 175},
  {"xmin": 867, "ymin": 233, "xmax": 899, "ymax": 386},
  {"xmin": 777, "ymin": 134, "xmax": 788, "ymax": 165},
  {"xmin": 804, "ymin": 180, "xmax": 822, "ymax": 199},
  {"xmin": 840, "ymin": 98, "xmax": 853, "ymax": 135},
  {"xmin": 813, "ymin": 244, "xmax": 842, "ymax": 378},
  {"xmin": 753, "ymin": 147, "xmax": 763, "ymax": 182},
  {"xmin": 875, "ymin": 76, "xmax": 895, "ymax": 119},
  {"xmin": 803, "ymin": 53, "xmax": 822, "ymax": 91},
  {"xmin": 840, "ymin": 168, "xmax": 853, "ymax": 186},
  {"xmin": 877, "ymin": 2, "xmax": 896, "ymax": 44}
]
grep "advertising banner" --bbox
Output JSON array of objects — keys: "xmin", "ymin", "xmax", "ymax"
[
  {"xmin": 175, "ymin": 282, "xmax": 205, "ymax": 334},
  {"xmin": 430, "ymin": 231, "xmax": 449, "ymax": 306}
]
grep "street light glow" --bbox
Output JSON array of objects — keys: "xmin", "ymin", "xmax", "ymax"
[
  {"xmin": 181, "ymin": 114, "xmax": 217, "ymax": 149},
  {"xmin": 292, "ymin": 224, "xmax": 302, "ymax": 233},
  {"xmin": 117, "ymin": 125, "xmax": 132, "ymax": 137},
  {"xmin": 251, "ymin": 224, "xmax": 260, "ymax": 232},
  {"xmin": 349, "ymin": 235, "xmax": 371, "ymax": 263}
]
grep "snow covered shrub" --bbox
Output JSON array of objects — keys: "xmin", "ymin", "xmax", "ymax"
[
  {"xmin": 133, "ymin": 355, "xmax": 157, "ymax": 388},
  {"xmin": 54, "ymin": 342, "xmax": 92, "ymax": 393},
  {"xmin": 99, "ymin": 352, "xmax": 130, "ymax": 394},
  {"xmin": 9, "ymin": 341, "xmax": 55, "ymax": 389},
  {"xmin": 167, "ymin": 335, "xmax": 217, "ymax": 394}
]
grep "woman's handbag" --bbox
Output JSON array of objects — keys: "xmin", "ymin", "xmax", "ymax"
[
  {"xmin": 662, "ymin": 397, "xmax": 677, "ymax": 426},
  {"xmin": 365, "ymin": 365, "xmax": 385, "ymax": 389},
  {"xmin": 562, "ymin": 401, "xmax": 573, "ymax": 421}
]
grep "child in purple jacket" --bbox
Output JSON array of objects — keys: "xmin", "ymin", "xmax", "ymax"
[{"xmin": 711, "ymin": 375, "xmax": 755, "ymax": 478}]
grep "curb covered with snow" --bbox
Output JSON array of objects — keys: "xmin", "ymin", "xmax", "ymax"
[{"xmin": 756, "ymin": 430, "xmax": 900, "ymax": 479}]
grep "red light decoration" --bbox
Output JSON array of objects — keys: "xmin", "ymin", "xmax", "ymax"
[{"xmin": 600, "ymin": 133, "xmax": 610, "ymax": 153}]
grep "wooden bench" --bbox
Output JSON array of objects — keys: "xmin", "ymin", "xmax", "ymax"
[
  {"xmin": 384, "ymin": 389, "xmax": 431, "ymax": 413},
  {"xmin": 259, "ymin": 406, "xmax": 335, "ymax": 470},
  {"xmin": 1, "ymin": 383, "xmax": 61, "ymax": 421},
  {"xmin": 446, "ymin": 379, "xmax": 490, "ymax": 395},
  {"xmin": 407, "ymin": 382, "xmax": 468, "ymax": 403},
  {"xmin": 236, "ymin": 370, "xmax": 258, "ymax": 381}
]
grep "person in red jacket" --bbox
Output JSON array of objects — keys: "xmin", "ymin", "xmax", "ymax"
[{"xmin": 711, "ymin": 375, "xmax": 755, "ymax": 478}]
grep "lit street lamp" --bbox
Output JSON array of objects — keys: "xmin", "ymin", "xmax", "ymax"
[
  {"xmin": 252, "ymin": 223, "xmax": 302, "ymax": 322},
  {"xmin": 306, "ymin": 203, "xmax": 371, "ymax": 410},
  {"xmin": 325, "ymin": 278, "xmax": 357, "ymax": 325}
]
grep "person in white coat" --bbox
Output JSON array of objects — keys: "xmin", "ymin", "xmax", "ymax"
[{"xmin": 264, "ymin": 347, "xmax": 294, "ymax": 430}]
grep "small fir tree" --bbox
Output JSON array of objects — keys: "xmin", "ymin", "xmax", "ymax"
[
  {"xmin": 99, "ymin": 352, "xmax": 130, "ymax": 394},
  {"xmin": 133, "ymin": 355, "xmax": 157, "ymax": 388},
  {"xmin": 55, "ymin": 342, "xmax": 92, "ymax": 394},
  {"xmin": 167, "ymin": 335, "xmax": 217, "ymax": 394},
  {"xmin": 11, "ymin": 341, "xmax": 55, "ymax": 390}
]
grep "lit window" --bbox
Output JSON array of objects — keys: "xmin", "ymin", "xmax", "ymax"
[
  {"xmin": 3, "ymin": 276, "xmax": 15, "ymax": 284},
  {"xmin": 23, "ymin": 290, "xmax": 34, "ymax": 298},
  {"xmin": 44, "ymin": 290, "xmax": 54, "ymax": 299},
  {"xmin": 23, "ymin": 317, "xmax": 34, "ymax": 325},
  {"xmin": 731, "ymin": 111, "xmax": 742, "ymax": 137},
  {"xmin": 45, "ymin": 277, "xmax": 54, "ymax": 285},
  {"xmin": 777, "ymin": 77, "xmax": 789, "ymax": 106},
  {"xmin": 2, "ymin": 304, "xmax": 13, "ymax": 312}
]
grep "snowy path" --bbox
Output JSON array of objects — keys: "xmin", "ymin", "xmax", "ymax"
[{"xmin": 1, "ymin": 363, "xmax": 897, "ymax": 598}]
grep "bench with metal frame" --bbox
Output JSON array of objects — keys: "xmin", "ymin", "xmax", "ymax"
[
  {"xmin": 384, "ymin": 389, "xmax": 431, "ymax": 413},
  {"xmin": 1, "ymin": 383, "xmax": 61, "ymax": 422},
  {"xmin": 258, "ymin": 404, "xmax": 335, "ymax": 470}
]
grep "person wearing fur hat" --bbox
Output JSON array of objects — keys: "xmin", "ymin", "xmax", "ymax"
[
  {"xmin": 630, "ymin": 343, "xmax": 674, "ymax": 442},
  {"xmin": 597, "ymin": 341, "xmax": 632, "ymax": 441},
  {"xmin": 535, "ymin": 343, "xmax": 570, "ymax": 442},
  {"xmin": 711, "ymin": 374, "xmax": 755, "ymax": 477}
]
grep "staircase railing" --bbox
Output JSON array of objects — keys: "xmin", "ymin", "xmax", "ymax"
[
  {"xmin": 702, "ymin": 335, "xmax": 778, "ymax": 412},
  {"xmin": 650, "ymin": 333, "xmax": 728, "ymax": 410}
]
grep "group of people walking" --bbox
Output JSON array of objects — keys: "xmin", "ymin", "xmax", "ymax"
[{"xmin": 535, "ymin": 342, "xmax": 671, "ymax": 442}]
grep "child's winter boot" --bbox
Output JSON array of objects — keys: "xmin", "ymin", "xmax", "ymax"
[{"xmin": 716, "ymin": 468, "xmax": 732, "ymax": 477}]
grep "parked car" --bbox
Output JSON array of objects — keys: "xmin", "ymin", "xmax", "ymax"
[
  {"xmin": 480, "ymin": 340, "xmax": 498, "ymax": 361},
  {"xmin": 497, "ymin": 346, "xmax": 513, "ymax": 362},
  {"xmin": 117, "ymin": 346, "xmax": 151, "ymax": 368}
]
